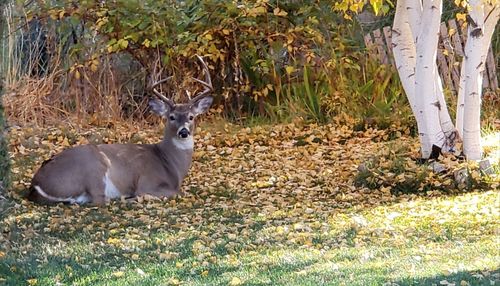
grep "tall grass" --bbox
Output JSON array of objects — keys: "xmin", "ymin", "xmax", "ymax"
[
  {"xmin": 1, "ymin": 3, "xmax": 148, "ymax": 126},
  {"xmin": 258, "ymin": 44, "xmax": 413, "ymax": 129}
]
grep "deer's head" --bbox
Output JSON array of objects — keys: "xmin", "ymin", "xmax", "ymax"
[{"xmin": 149, "ymin": 56, "xmax": 213, "ymax": 143}]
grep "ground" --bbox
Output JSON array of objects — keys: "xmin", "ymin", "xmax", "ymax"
[{"xmin": 0, "ymin": 120, "xmax": 498, "ymax": 286}]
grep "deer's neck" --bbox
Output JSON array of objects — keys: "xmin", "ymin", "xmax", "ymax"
[{"xmin": 156, "ymin": 136, "xmax": 194, "ymax": 175}]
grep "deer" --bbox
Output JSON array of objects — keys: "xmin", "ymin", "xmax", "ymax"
[{"xmin": 27, "ymin": 56, "xmax": 214, "ymax": 205}]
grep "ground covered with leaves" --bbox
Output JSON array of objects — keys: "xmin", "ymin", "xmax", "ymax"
[{"xmin": 0, "ymin": 120, "xmax": 499, "ymax": 286}]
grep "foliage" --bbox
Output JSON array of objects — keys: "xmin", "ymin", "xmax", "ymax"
[
  {"xmin": 0, "ymin": 0, "xmax": 414, "ymax": 128},
  {"xmin": 355, "ymin": 142, "xmax": 497, "ymax": 195},
  {"xmin": 1, "ymin": 122, "xmax": 499, "ymax": 285},
  {"xmin": 14, "ymin": 0, "xmax": 334, "ymax": 114}
]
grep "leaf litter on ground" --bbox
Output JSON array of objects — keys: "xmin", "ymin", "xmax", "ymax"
[{"xmin": 0, "ymin": 120, "xmax": 499, "ymax": 285}]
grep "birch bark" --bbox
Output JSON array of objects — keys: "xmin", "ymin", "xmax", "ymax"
[
  {"xmin": 461, "ymin": 1, "xmax": 499, "ymax": 160},
  {"xmin": 414, "ymin": 0, "xmax": 444, "ymax": 158},
  {"xmin": 393, "ymin": 0, "xmax": 457, "ymax": 158},
  {"xmin": 392, "ymin": 0, "xmax": 418, "ymax": 114}
]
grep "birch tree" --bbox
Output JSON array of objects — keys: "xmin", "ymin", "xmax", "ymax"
[{"xmin": 335, "ymin": 0, "xmax": 499, "ymax": 161}]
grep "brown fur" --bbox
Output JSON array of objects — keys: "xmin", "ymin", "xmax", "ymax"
[{"xmin": 27, "ymin": 97, "xmax": 212, "ymax": 205}]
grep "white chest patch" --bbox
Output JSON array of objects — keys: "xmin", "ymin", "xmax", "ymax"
[
  {"xmin": 103, "ymin": 172, "xmax": 121, "ymax": 200},
  {"xmin": 75, "ymin": 193, "xmax": 91, "ymax": 204},
  {"xmin": 172, "ymin": 137, "xmax": 194, "ymax": 150}
]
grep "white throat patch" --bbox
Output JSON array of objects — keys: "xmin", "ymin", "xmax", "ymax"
[{"xmin": 172, "ymin": 137, "xmax": 194, "ymax": 150}]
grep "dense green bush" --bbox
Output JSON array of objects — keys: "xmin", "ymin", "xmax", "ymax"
[{"xmin": 4, "ymin": 0, "xmax": 412, "ymax": 127}]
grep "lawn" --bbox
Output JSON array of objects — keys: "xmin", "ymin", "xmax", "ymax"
[{"xmin": 0, "ymin": 121, "xmax": 498, "ymax": 286}]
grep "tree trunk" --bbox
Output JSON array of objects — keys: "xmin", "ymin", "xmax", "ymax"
[
  {"xmin": 393, "ymin": 0, "xmax": 461, "ymax": 159},
  {"xmin": 0, "ymin": 0, "xmax": 10, "ymax": 193},
  {"xmin": 459, "ymin": 1, "xmax": 499, "ymax": 160},
  {"xmin": 392, "ymin": 0, "xmax": 418, "ymax": 115},
  {"xmin": 414, "ymin": 0, "xmax": 444, "ymax": 158}
]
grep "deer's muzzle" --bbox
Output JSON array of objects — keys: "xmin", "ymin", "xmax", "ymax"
[{"xmin": 178, "ymin": 128, "xmax": 190, "ymax": 139}]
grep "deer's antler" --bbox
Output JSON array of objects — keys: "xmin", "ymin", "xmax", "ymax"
[
  {"xmin": 150, "ymin": 76, "xmax": 174, "ymax": 105},
  {"xmin": 189, "ymin": 55, "xmax": 213, "ymax": 103}
]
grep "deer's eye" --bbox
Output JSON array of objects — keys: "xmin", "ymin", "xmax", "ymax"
[
  {"xmin": 189, "ymin": 115, "xmax": 194, "ymax": 121},
  {"xmin": 169, "ymin": 115, "xmax": 175, "ymax": 121}
]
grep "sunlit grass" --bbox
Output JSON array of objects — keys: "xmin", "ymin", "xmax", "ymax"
[
  {"xmin": 1, "ymin": 124, "xmax": 499, "ymax": 285},
  {"xmin": 1, "ymin": 191, "xmax": 498, "ymax": 285}
]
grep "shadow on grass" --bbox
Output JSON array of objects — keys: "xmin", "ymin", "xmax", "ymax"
[{"xmin": 395, "ymin": 268, "xmax": 500, "ymax": 286}]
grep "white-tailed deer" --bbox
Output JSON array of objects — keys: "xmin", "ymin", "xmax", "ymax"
[{"xmin": 27, "ymin": 56, "xmax": 213, "ymax": 204}]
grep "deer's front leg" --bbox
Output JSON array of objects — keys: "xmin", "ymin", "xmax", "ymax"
[{"xmin": 135, "ymin": 177, "xmax": 180, "ymax": 199}]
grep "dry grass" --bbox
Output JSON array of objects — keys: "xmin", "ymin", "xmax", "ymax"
[{"xmin": 3, "ymin": 72, "xmax": 66, "ymax": 125}]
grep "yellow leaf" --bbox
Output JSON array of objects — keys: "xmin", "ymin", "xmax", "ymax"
[
  {"xmin": 169, "ymin": 278, "xmax": 180, "ymax": 285},
  {"xmin": 0, "ymin": 251, "xmax": 5, "ymax": 258},
  {"xmin": 251, "ymin": 6, "xmax": 267, "ymax": 16},
  {"xmin": 285, "ymin": 66, "xmax": 295, "ymax": 75},
  {"xmin": 222, "ymin": 29, "xmax": 230, "ymax": 35},
  {"xmin": 49, "ymin": 12, "xmax": 58, "ymax": 20},
  {"xmin": 74, "ymin": 70, "xmax": 81, "ymax": 80},
  {"xmin": 119, "ymin": 39, "xmax": 129, "ymax": 49},
  {"xmin": 349, "ymin": 3, "xmax": 359, "ymax": 12},
  {"xmin": 142, "ymin": 39, "xmax": 151, "ymax": 48},
  {"xmin": 131, "ymin": 254, "xmax": 139, "ymax": 260},
  {"xmin": 27, "ymin": 279, "xmax": 37, "ymax": 286},
  {"xmin": 201, "ymin": 270, "xmax": 209, "ymax": 277},
  {"xmin": 229, "ymin": 277, "xmax": 242, "ymax": 286},
  {"xmin": 205, "ymin": 33, "xmax": 213, "ymax": 41},
  {"xmin": 448, "ymin": 28, "xmax": 456, "ymax": 36},
  {"xmin": 273, "ymin": 8, "xmax": 288, "ymax": 16},
  {"xmin": 443, "ymin": 49, "xmax": 449, "ymax": 56},
  {"xmin": 107, "ymin": 237, "xmax": 120, "ymax": 245},
  {"xmin": 456, "ymin": 13, "xmax": 467, "ymax": 22},
  {"xmin": 112, "ymin": 271, "xmax": 124, "ymax": 278},
  {"xmin": 62, "ymin": 137, "xmax": 70, "ymax": 147},
  {"xmin": 176, "ymin": 261, "xmax": 184, "ymax": 268}
]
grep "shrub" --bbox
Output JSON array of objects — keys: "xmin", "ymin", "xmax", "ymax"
[{"xmin": 0, "ymin": 0, "xmax": 419, "ymax": 129}]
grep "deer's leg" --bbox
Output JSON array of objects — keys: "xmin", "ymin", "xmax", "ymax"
[
  {"xmin": 135, "ymin": 177, "xmax": 180, "ymax": 198},
  {"xmin": 87, "ymin": 180, "xmax": 107, "ymax": 205}
]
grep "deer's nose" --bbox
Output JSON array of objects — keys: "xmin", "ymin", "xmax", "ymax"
[{"xmin": 178, "ymin": 128, "xmax": 190, "ymax": 138}]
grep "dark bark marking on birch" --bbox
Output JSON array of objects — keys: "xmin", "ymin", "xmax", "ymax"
[
  {"xmin": 471, "ymin": 28, "xmax": 483, "ymax": 38},
  {"xmin": 432, "ymin": 101, "xmax": 441, "ymax": 110},
  {"xmin": 429, "ymin": 145, "xmax": 442, "ymax": 160}
]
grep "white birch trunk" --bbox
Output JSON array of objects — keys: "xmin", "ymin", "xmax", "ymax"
[
  {"xmin": 392, "ymin": 0, "xmax": 418, "ymax": 114},
  {"xmin": 456, "ymin": 63, "xmax": 466, "ymax": 139},
  {"xmin": 434, "ymin": 71, "xmax": 456, "ymax": 148},
  {"xmin": 457, "ymin": 2, "xmax": 499, "ymax": 139},
  {"xmin": 407, "ymin": 1, "xmax": 422, "ymax": 43},
  {"xmin": 393, "ymin": 0, "xmax": 457, "ymax": 158},
  {"xmin": 461, "ymin": 1, "xmax": 499, "ymax": 160},
  {"xmin": 414, "ymin": 0, "xmax": 444, "ymax": 158}
]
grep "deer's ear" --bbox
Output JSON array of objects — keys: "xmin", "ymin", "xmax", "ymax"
[
  {"xmin": 191, "ymin": 96, "xmax": 213, "ymax": 116},
  {"xmin": 149, "ymin": 99, "xmax": 171, "ymax": 117}
]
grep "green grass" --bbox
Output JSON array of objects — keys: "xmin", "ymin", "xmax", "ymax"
[
  {"xmin": 0, "ymin": 191, "xmax": 498, "ymax": 285},
  {"xmin": 1, "ymin": 124, "xmax": 499, "ymax": 286}
]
